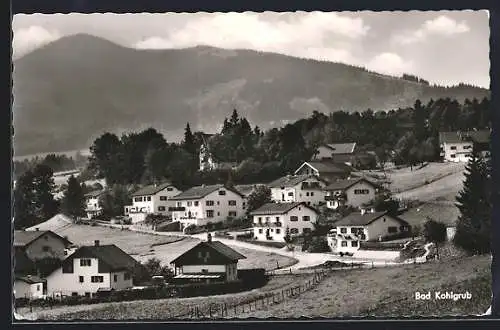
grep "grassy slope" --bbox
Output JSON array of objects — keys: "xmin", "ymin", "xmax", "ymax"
[{"xmin": 235, "ymin": 255, "xmax": 491, "ymax": 318}]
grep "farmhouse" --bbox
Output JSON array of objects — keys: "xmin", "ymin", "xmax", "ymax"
[
  {"xmin": 45, "ymin": 240, "xmax": 143, "ymax": 297},
  {"xmin": 84, "ymin": 190, "xmax": 104, "ymax": 219},
  {"xmin": 327, "ymin": 209, "xmax": 410, "ymax": 254},
  {"xmin": 14, "ymin": 275, "xmax": 46, "ymax": 299},
  {"xmin": 250, "ymin": 202, "xmax": 318, "ymax": 241},
  {"xmin": 439, "ymin": 130, "xmax": 490, "ymax": 162},
  {"xmin": 294, "ymin": 160, "xmax": 352, "ymax": 183},
  {"xmin": 324, "ymin": 177, "xmax": 379, "ymax": 209},
  {"xmin": 170, "ymin": 184, "xmax": 246, "ymax": 231},
  {"xmin": 268, "ymin": 174, "xmax": 326, "ymax": 206},
  {"xmin": 313, "ymin": 142, "xmax": 357, "ymax": 163},
  {"xmin": 14, "ymin": 230, "xmax": 73, "ymax": 261},
  {"xmin": 170, "ymin": 233, "xmax": 246, "ymax": 283},
  {"xmin": 124, "ymin": 182, "xmax": 182, "ymax": 223}
]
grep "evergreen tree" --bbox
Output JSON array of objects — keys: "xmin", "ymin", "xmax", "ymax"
[
  {"xmin": 454, "ymin": 146, "xmax": 491, "ymax": 254},
  {"xmin": 14, "ymin": 169, "xmax": 37, "ymax": 229},
  {"xmin": 229, "ymin": 109, "xmax": 239, "ymax": 127},
  {"xmin": 31, "ymin": 164, "xmax": 58, "ymax": 220},
  {"xmin": 183, "ymin": 122, "xmax": 196, "ymax": 155},
  {"xmin": 61, "ymin": 175, "xmax": 86, "ymax": 219}
]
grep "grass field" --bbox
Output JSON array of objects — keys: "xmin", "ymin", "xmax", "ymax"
[
  {"xmin": 20, "ymin": 274, "xmax": 312, "ymax": 320},
  {"xmin": 399, "ymin": 202, "xmax": 460, "ymax": 227},
  {"xmin": 394, "ymin": 170, "xmax": 464, "ymax": 202},
  {"xmin": 54, "ymin": 224, "xmax": 297, "ymax": 270},
  {"xmin": 233, "ymin": 254, "xmax": 491, "ymax": 318}
]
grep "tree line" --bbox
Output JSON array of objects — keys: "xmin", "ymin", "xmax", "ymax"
[{"xmin": 14, "ymin": 152, "xmax": 88, "ymax": 179}]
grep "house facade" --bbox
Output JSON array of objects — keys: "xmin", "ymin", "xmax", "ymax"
[
  {"xmin": 14, "ymin": 275, "xmax": 46, "ymax": 299},
  {"xmin": 45, "ymin": 241, "xmax": 141, "ymax": 297},
  {"xmin": 327, "ymin": 210, "xmax": 410, "ymax": 254},
  {"xmin": 124, "ymin": 182, "xmax": 182, "ymax": 223},
  {"xmin": 439, "ymin": 130, "xmax": 490, "ymax": 162},
  {"xmin": 170, "ymin": 184, "xmax": 246, "ymax": 231},
  {"xmin": 324, "ymin": 178, "xmax": 378, "ymax": 209},
  {"xmin": 250, "ymin": 202, "xmax": 319, "ymax": 242},
  {"xmin": 170, "ymin": 234, "xmax": 246, "ymax": 283},
  {"xmin": 294, "ymin": 161, "xmax": 352, "ymax": 183},
  {"xmin": 15, "ymin": 230, "xmax": 72, "ymax": 261},
  {"xmin": 84, "ymin": 190, "xmax": 104, "ymax": 219},
  {"xmin": 269, "ymin": 175, "xmax": 326, "ymax": 206},
  {"xmin": 313, "ymin": 143, "xmax": 357, "ymax": 163}
]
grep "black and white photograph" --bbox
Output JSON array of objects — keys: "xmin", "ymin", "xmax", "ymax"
[{"xmin": 11, "ymin": 10, "xmax": 494, "ymax": 320}]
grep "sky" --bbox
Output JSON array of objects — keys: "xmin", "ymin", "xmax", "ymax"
[{"xmin": 12, "ymin": 10, "xmax": 490, "ymax": 88}]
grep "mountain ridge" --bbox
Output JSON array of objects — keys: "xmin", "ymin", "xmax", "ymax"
[{"xmin": 13, "ymin": 33, "xmax": 489, "ymax": 156}]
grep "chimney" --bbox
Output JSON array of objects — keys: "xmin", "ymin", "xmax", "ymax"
[
  {"xmin": 207, "ymin": 232, "xmax": 212, "ymax": 243},
  {"xmin": 360, "ymin": 209, "xmax": 366, "ymax": 215},
  {"xmin": 94, "ymin": 240, "xmax": 100, "ymax": 247}
]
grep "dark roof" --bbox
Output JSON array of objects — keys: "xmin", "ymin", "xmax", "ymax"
[
  {"xmin": 335, "ymin": 211, "xmax": 409, "ymax": 227},
  {"xmin": 250, "ymin": 202, "xmax": 318, "ymax": 216},
  {"xmin": 85, "ymin": 190, "xmax": 105, "ymax": 198},
  {"xmin": 439, "ymin": 130, "xmax": 490, "ymax": 144},
  {"xmin": 131, "ymin": 182, "xmax": 177, "ymax": 197},
  {"xmin": 325, "ymin": 177, "xmax": 377, "ymax": 191},
  {"xmin": 171, "ymin": 240, "xmax": 246, "ymax": 265},
  {"xmin": 324, "ymin": 143, "xmax": 357, "ymax": 154},
  {"xmin": 14, "ymin": 230, "xmax": 72, "ymax": 248},
  {"xmin": 14, "ymin": 247, "xmax": 36, "ymax": 275},
  {"xmin": 295, "ymin": 161, "xmax": 352, "ymax": 175},
  {"xmin": 268, "ymin": 174, "xmax": 319, "ymax": 188},
  {"xmin": 15, "ymin": 275, "xmax": 45, "ymax": 284},
  {"xmin": 170, "ymin": 184, "xmax": 244, "ymax": 200},
  {"xmin": 63, "ymin": 244, "xmax": 142, "ymax": 273}
]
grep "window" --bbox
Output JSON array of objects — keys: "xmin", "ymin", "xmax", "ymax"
[
  {"xmin": 114, "ymin": 275, "xmax": 118, "ymax": 282},
  {"xmin": 206, "ymin": 210, "xmax": 214, "ymax": 218},
  {"xmin": 160, "ymin": 196, "xmax": 168, "ymax": 201},
  {"xmin": 177, "ymin": 202, "xmax": 182, "ymax": 207},
  {"xmin": 91, "ymin": 276, "xmax": 104, "ymax": 283},
  {"xmin": 134, "ymin": 197, "xmax": 143, "ymax": 202},
  {"xmin": 258, "ymin": 229, "xmax": 263, "ymax": 234},
  {"xmin": 258, "ymin": 217, "xmax": 262, "ymax": 223},
  {"xmin": 124, "ymin": 273, "xmax": 131, "ymax": 280},
  {"xmin": 275, "ymin": 217, "xmax": 280, "ymax": 222},
  {"xmin": 79, "ymin": 276, "xmax": 84, "ymax": 283},
  {"xmin": 228, "ymin": 211, "xmax": 237, "ymax": 217},
  {"xmin": 290, "ymin": 216, "xmax": 298, "ymax": 222},
  {"xmin": 217, "ymin": 201, "xmax": 220, "ymax": 205},
  {"xmin": 303, "ymin": 216, "xmax": 310, "ymax": 221},
  {"xmin": 340, "ymin": 228, "xmax": 347, "ymax": 234},
  {"xmin": 201, "ymin": 269, "xmax": 209, "ymax": 273},
  {"xmin": 450, "ymin": 146, "xmax": 457, "ymax": 150},
  {"xmin": 146, "ymin": 196, "xmax": 151, "ymax": 201},
  {"xmin": 265, "ymin": 217, "xmax": 270, "ymax": 222},
  {"xmin": 158, "ymin": 206, "xmax": 166, "ymax": 212},
  {"xmin": 194, "ymin": 201, "xmax": 199, "ymax": 206},
  {"xmin": 37, "ymin": 284, "xmax": 41, "ymax": 291},
  {"xmin": 80, "ymin": 259, "xmax": 91, "ymax": 267},
  {"xmin": 64, "ymin": 250, "xmax": 68, "ymax": 256},
  {"xmin": 228, "ymin": 200, "xmax": 237, "ymax": 206},
  {"xmin": 288, "ymin": 192, "xmax": 294, "ymax": 197},
  {"xmin": 218, "ymin": 190, "xmax": 226, "ymax": 196},
  {"xmin": 310, "ymin": 192, "xmax": 315, "ymax": 196},
  {"xmin": 388, "ymin": 226, "xmax": 398, "ymax": 233},
  {"xmin": 351, "ymin": 241, "xmax": 358, "ymax": 247},
  {"xmin": 306, "ymin": 192, "xmax": 310, "ymax": 197},
  {"xmin": 42, "ymin": 246, "xmax": 50, "ymax": 252},
  {"xmin": 290, "ymin": 228, "xmax": 299, "ymax": 234},
  {"xmin": 276, "ymin": 229, "xmax": 281, "ymax": 234},
  {"xmin": 167, "ymin": 187, "xmax": 173, "ymax": 191},
  {"xmin": 451, "ymin": 154, "xmax": 456, "ymax": 158},
  {"xmin": 351, "ymin": 228, "xmax": 359, "ymax": 234},
  {"xmin": 354, "ymin": 189, "xmax": 370, "ymax": 195},
  {"xmin": 341, "ymin": 241, "xmax": 348, "ymax": 247},
  {"xmin": 217, "ymin": 212, "xmax": 220, "ymax": 216},
  {"xmin": 206, "ymin": 200, "xmax": 214, "ymax": 206},
  {"xmin": 187, "ymin": 201, "xmax": 192, "ymax": 206}
]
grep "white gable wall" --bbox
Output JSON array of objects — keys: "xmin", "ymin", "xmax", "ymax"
[{"xmin": 441, "ymin": 142, "xmax": 473, "ymax": 162}]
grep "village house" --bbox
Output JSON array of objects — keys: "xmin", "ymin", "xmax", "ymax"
[
  {"xmin": 324, "ymin": 177, "xmax": 379, "ymax": 209},
  {"xmin": 170, "ymin": 233, "xmax": 246, "ymax": 284},
  {"xmin": 44, "ymin": 240, "xmax": 143, "ymax": 298},
  {"xmin": 250, "ymin": 202, "xmax": 319, "ymax": 242},
  {"xmin": 294, "ymin": 160, "xmax": 352, "ymax": 183},
  {"xmin": 268, "ymin": 174, "xmax": 327, "ymax": 206},
  {"xmin": 14, "ymin": 275, "xmax": 47, "ymax": 300},
  {"xmin": 14, "ymin": 230, "xmax": 73, "ymax": 261},
  {"xmin": 327, "ymin": 209, "xmax": 410, "ymax": 254},
  {"xmin": 313, "ymin": 142, "xmax": 357, "ymax": 164},
  {"xmin": 84, "ymin": 190, "xmax": 104, "ymax": 219},
  {"xmin": 439, "ymin": 130, "xmax": 490, "ymax": 162},
  {"xmin": 169, "ymin": 184, "xmax": 246, "ymax": 231},
  {"xmin": 198, "ymin": 134, "xmax": 239, "ymax": 172},
  {"xmin": 124, "ymin": 182, "xmax": 182, "ymax": 223}
]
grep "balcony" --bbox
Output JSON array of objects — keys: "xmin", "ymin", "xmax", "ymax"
[
  {"xmin": 169, "ymin": 207, "xmax": 186, "ymax": 212},
  {"xmin": 253, "ymin": 222, "xmax": 283, "ymax": 228}
]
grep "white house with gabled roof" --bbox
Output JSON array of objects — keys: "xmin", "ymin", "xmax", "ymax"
[
  {"xmin": 250, "ymin": 202, "xmax": 319, "ymax": 242},
  {"xmin": 84, "ymin": 190, "xmax": 105, "ymax": 219},
  {"xmin": 169, "ymin": 184, "xmax": 246, "ymax": 231},
  {"xmin": 268, "ymin": 174, "xmax": 327, "ymax": 207},
  {"xmin": 124, "ymin": 182, "xmax": 182, "ymax": 223},
  {"xmin": 324, "ymin": 177, "xmax": 379, "ymax": 209}
]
